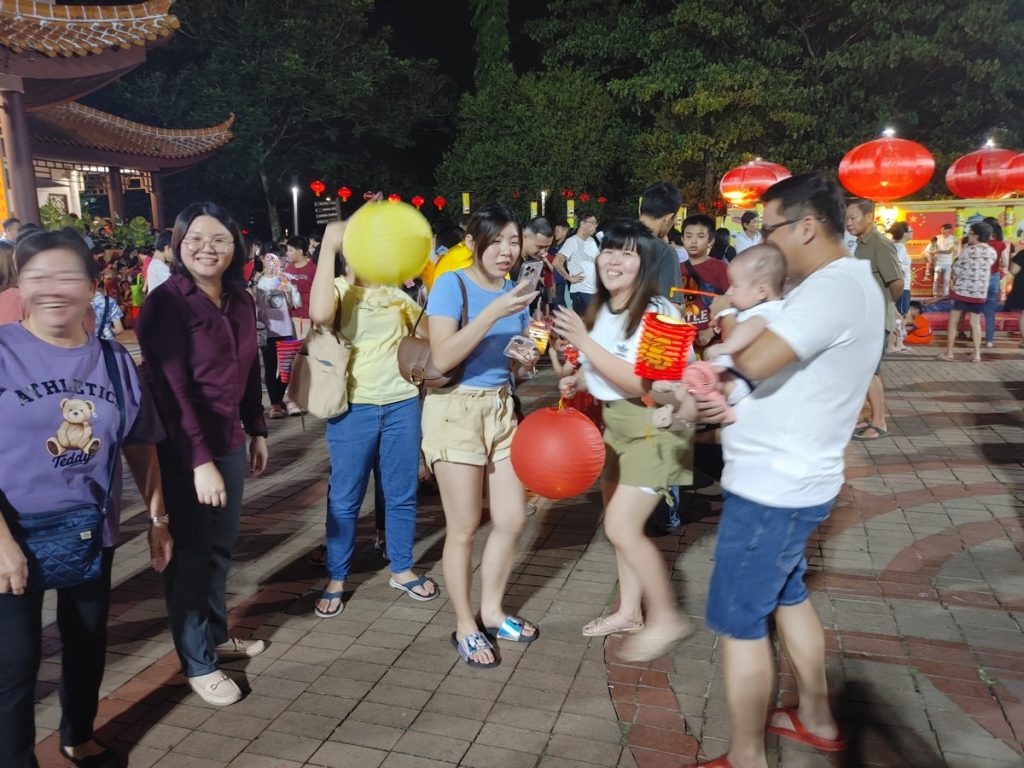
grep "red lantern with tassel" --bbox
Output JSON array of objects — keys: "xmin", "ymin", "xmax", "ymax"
[
  {"xmin": 838, "ymin": 137, "xmax": 934, "ymax": 202},
  {"xmin": 337, "ymin": 186, "xmax": 352, "ymax": 202},
  {"xmin": 719, "ymin": 161, "xmax": 791, "ymax": 207},
  {"xmin": 946, "ymin": 147, "xmax": 1017, "ymax": 199},
  {"xmin": 310, "ymin": 180, "xmax": 326, "ymax": 197},
  {"xmin": 388, "ymin": 193, "xmax": 402, "ymax": 203},
  {"xmin": 510, "ymin": 406, "xmax": 605, "ymax": 499},
  {"xmin": 433, "ymin": 196, "xmax": 446, "ymax": 210},
  {"xmin": 411, "ymin": 195, "xmax": 425, "ymax": 209}
]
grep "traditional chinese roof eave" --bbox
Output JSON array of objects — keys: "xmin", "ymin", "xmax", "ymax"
[{"xmin": 24, "ymin": 102, "xmax": 234, "ymax": 171}]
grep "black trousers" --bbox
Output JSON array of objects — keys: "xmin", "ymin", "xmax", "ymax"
[
  {"xmin": 262, "ymin": 337, "xmax": 293, "ymax": 405},
  {"xmin": 0, "ymin": 547, "xmax": 115, "ymax": 768},
  {"xmin": 161, "ymin": 445, "xmax": 247, "ymax": 677}
]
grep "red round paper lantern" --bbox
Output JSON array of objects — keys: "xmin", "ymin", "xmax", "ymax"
[
  {"xmin": 411, "ymin": 195, "xmax": 425, "ymax": 209},
  {"xmin": 597, "ymin": 196, "xmax": 608, "ymax": 204},
  {"xmin": 310, "ymin": 180, "xmax": 326, "ymax": 197},
  {"xmin": 719, "ymin": 161, "xmax": 791, "ymax": 207},
  {"xmin": 511, "ymin": 407, "xmax": 605, "ymax": 500},
  {"xmin": 838, "ymin": 138, "xmax": 933, "ymax": 202},
  {"xmin": 946, "ymin": 147, "xmax": 1017, "ymax": 199},
  {"xmin": 388, "ymin": 193, "xmax": 402, "ymax": 203},
  {"xmin": 433, "ymin": 195, "xmax": 446, "ymax": 210},
  {"xmin": 337, "ymin": 186, "xmax": 352, "ymax": 202},
  {"xmin": 1000, "ymin": 153, "xmax": 1024, "ymax": 195},
  {"xmin": 579, "ymin": 193, "xmax": 591, "ymax": 203}
]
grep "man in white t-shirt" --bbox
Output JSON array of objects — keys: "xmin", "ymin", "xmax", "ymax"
[
  {"xmin": 553, "ymin": 214, "xmax": 599, "ymax": 315},
  {"xmin": 699, "ymin": 175, "xmax": 882, "ymax": 768},
  {"xmin": 734, "ymin": 210, "xmax": 761, "ymax": 254}
]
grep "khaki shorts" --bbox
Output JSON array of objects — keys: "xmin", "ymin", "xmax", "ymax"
[
  {"xmin": 421, "ymin": 385, "xmax": 517, "ymax": 467},
  {"xmin": 602, "ymin": 398, "xmax": 693, "ymax": 503}
]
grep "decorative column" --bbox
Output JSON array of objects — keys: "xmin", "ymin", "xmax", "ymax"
[
  {"xmin": 106, "ymin": 167, "xmax": 125, "ymax": 220},
  {"xmin": 149, "ymin": 172, "xmax": 164, "ymax": 230},
  {"xmin": 0, "ymin": 84, "xmax": 40, "ymax": 223}
]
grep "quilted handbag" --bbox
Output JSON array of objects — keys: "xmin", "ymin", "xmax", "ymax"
[
  {"xmin": 7, "ymin": 338, "xmax": 125, "ymax": 591},
  {"xmin": 397, "ymin": 274, "xmax": 468, "ymax": 389},
  {"xmin": 286, "ymin": 288, "xmax": 352, "ymax": 419}
]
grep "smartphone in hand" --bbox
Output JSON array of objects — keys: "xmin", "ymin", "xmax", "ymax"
[{"xmin": 517, "ymin": 260, "xmax": 544, "ymax": 290}]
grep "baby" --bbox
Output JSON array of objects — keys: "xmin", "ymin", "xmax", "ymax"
[{"xmin": 652, "ymin": 243, "xmax": 786, "ymax": 429}]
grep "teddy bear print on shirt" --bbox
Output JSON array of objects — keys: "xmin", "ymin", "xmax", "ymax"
[{"xmin": 46, "ymin": 398, "xmax": 102, "ymax": 457}]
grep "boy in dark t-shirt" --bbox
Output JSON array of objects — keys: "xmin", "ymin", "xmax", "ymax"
[{"xmin": 679, "ymin": 213, "xmax": 730, "ymax": 348}]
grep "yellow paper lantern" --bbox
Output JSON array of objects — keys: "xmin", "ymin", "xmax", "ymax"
[{"xmin": 342, "ymin": 201, "xmax": 432, "ymax": 284}]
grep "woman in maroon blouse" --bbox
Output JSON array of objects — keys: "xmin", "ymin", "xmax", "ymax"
[{"xmin": 136, "ymin": 202, "xmax": 269, "ymax": 707}]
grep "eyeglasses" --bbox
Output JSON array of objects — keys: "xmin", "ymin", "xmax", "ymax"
[
  {"xmin": 761, "ymin": 215, "xmax": 823, "ymax": 239},
  {"xmin": 182, "ymin": 235, "xmax": 234, "ymax": 253},
  {"xmin": 761, "ymin": 218, "xmax": 804, "ymax": 239}
]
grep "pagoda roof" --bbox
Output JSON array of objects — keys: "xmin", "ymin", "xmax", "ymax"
[
  {"xmin": 28, "ymin": 102, "xmax": 234, "ymax": 170},
  {"xmin": 0, "ymin": 1, "xmax": 179, "ymax": 58}
]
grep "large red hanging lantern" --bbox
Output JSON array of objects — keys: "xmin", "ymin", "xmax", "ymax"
[
  {"xmin": 309, "ymin": 180, "xmax": 325, "ymax": 197},
  {"xmin": 337, "ymin": 186, "xmax": 352, "ymax": 202},
  {"xmin": 433, "ymin": 195, "xmax": 446, "ymax": 210},
  {"xmin": 838, "ymin": 138, "xmax": 934, "ymax": 202},
  {"xmin": 579, "ymin": 193, "xmax": 591, "ymax": 203},
  {"xmin": 510, "ymin": 407, "xmax": 605, "ymax": 499},
  {"xmin": 946, "ymin": 147, "xmax": 1017, "ymax": 199},
  {"xmin": 719, "ymin": 161, "xmax": 791, "ymax": 207},
  {"xmin": 387, "ymin": 193, "xmax": 402, "ymax": 203},
  {"xmin": 597, "ymin": 196, "xmax": 608, "ymax": 204},
  {"xmin": 411, "ymin": 195, "xmax": 425, "ymax": 209},
  {"xmin": 999, "ymin": 153, "xmax": 1024, "ymax": 196}
]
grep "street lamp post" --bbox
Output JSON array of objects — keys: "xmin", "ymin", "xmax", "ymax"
[{"xmin": 291, "ymin": 174, "xmax": 300, "ymax": 237}]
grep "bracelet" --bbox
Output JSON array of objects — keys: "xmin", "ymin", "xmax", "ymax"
[{"xmin": 150, "ymin": 515, "xmax": 169, "ymax": 526}]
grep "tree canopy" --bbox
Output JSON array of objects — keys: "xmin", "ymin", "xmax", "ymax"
[
  {"xmin": 92, "ymin": 0, "xmax": 1024, "ymax": 231},
  {"xmin": 95, "ymin": 0, "xmax": 452, "ymax": 236}
]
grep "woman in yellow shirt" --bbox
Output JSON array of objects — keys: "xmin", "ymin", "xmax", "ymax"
[{"xmin": 307, "ymin": 221, "xmax": 438, "ymax": 617}]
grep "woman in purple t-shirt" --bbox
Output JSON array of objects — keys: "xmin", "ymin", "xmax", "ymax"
[{"xmin": 0, "ymin": 229, "xmax": 171, "ymax": 768}]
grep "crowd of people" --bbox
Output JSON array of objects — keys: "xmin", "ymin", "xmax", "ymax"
[{"xmin": 0, "ymin": 174, "xmax": 1020, "ymax": 768}]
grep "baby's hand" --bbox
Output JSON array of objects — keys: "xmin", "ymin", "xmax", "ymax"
[{"xmin": 704, "ymin": 343, "xmax": 724, "ymax": 360}]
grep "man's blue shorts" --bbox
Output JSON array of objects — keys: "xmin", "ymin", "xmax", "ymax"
[{"xmin": 705, "ymin": 490, "xmax": 835, "ymax": 640}]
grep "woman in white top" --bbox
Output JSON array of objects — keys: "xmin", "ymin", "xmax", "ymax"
[{"xmin": 554, "ymin": 219, "xmax": 696, "ymax": 663}]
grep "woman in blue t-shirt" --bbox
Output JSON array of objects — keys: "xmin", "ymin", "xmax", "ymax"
[{"xmin": 423, "ymin": 203, "xmax": 540, "ymax": 669}]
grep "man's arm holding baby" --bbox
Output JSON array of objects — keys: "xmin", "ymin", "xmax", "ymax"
[{"xmin": 704, "ymin": 316, "xmax": 768, "ymax": 361}]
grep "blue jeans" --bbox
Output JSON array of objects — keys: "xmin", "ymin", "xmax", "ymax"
[
  {"xmin": 325, "ymin": 398, "xmax": 421, "ymax": 580},
  {"xmin": 706, "ymin": 490, "xmax": 834, "ymax": 640},
  {"xmin": 983, "ymin": 272, "xmax": 1001, "ymax": 344}
]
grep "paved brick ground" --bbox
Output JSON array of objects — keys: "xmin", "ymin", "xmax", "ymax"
[{"xmin": 32, "ymin": 335, "xmax": 1024, "ymax": 767}]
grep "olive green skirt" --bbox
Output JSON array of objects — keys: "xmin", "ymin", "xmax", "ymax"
[{"xmin": 601, "ymin": 398, "xmax": 693, "ymax": 502}]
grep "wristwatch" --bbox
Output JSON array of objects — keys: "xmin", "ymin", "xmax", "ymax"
[{"xmin": 150, "ymin": 515, "xmax": 170, "ymax": 526}]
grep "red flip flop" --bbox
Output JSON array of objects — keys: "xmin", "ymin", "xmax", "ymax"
[
  {"xmin": 701, "ymin": 757, "xmax": 733, "ymax": 767},
  {"xmin": 767, "ymin": 707, "xmax": 848, "ymax": 752}
]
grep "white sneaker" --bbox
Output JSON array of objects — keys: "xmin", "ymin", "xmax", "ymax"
[
  {"xmin": 215, "ymin": 637, "xmax": 266, "ymax": 660},
  {"xmin": 188, "ymin": 670, "xmax": 242, "ymax": 706}
]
